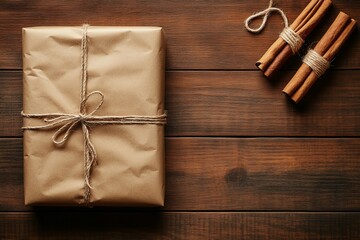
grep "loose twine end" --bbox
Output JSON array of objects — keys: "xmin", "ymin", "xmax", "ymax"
[{"xmin": 244, "ymin": 0, "xmax": 303, "ymax": 54}]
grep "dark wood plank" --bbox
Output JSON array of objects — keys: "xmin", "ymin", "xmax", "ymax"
[
  {"xmin": 1, "ymin": 138, "xmax": 359, "ymax": 211},
  {"xmin": 166, "ymin": 70, "xmax": 360, "ymax": 136},
  {"xmin": 0, "ymin": 72, "xmax": 22, "ymax": 137},
  {"xmin": 2, "ymin": 70, "xmax": 359, "ymax": 137},
  {"xmin": 0, "ymin": 212, "xmax": 359, "ymax": 240},
  {"xmin": 0, "ymin": 0, "xmax": 358, "ymax": 70}
]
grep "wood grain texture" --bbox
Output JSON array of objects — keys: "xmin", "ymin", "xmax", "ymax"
[
  {"xmin": 1, "ymin": 138, "xmax": 359, "ymax": 211},
  {"xmin": 0, "ymin": 72, "xmax": 22, "ymax": 137},
  {"xmin": 1, "ymin": 212, "xmax": 359, "ymax": 240},
  {"xmin": 0, "ymin": 0, "xmax": 358, "ymax": 70},
  {"xmin": 2, "ymin": 70, "xmax": 359, "ymax": 137},
  {"xmin": 1, "ymin": 1, "xmax": 359, "ymax": 238}
]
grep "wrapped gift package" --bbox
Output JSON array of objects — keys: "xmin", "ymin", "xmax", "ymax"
[{"xmin": 22, "ymin": 26, "xmax": 166, "ymax": 206}]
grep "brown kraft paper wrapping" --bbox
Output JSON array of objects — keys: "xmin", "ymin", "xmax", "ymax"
[{"xmin": 22, "ymin": 26, "xmax": 166, "ymax": 206}]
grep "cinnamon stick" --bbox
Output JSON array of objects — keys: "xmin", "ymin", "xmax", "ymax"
[
  {"xmin": 283, "ymin": 12, "xmax": 351, "ymax": 96},
  {"xmin": 264, "ymin": 0, "xmax": 332, "ymax": 78},
  {"xmin": 290, "ymin": 18, "xmax": 357, "ymax": 103},
  {"xmin": 256, "ymin": 0, "xmax": 319, "ymax": 72},
  {"xmin": 293, "ymin": 0, "xmax": 324, "ymax": 32},
  {"xmin": 256, "ymin": 0, "xmax": 332, "ymax": 78}
]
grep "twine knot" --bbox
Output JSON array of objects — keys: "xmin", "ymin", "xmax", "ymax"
[
  {"xmin": 26, "ymin": 91, "xmax": 105, "ymax": 146},
  {"xmin": 78, "ymin": 114, "xmax": 86, "ymax": 121}
]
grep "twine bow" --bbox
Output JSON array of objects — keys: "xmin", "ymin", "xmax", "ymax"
[{"xmin": 22, "ymin": 24, "xmax": 167, "ymax": 205}]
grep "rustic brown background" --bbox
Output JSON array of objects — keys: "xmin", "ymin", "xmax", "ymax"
[{"xmin": 0, "ymin": 0, "xmax": 359, "ymax": 239}]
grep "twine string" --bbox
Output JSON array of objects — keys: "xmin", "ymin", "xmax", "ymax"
[
  {"xmin": 302, "ymin": 49, "xmax": 330, "ymax": 77},
  {"xmin": 22, "ymin": 24, "xmax": 167, "ymax": 205},
  {"xmin": 245, "ymin": 0, "xmax": 304, "ymax": 54},
  {"xmin": 279, "ymin": 27, "xmax": 304, "ymax": 54},
  {"xmin": 80, "ymin": 24, "xmax": 89, "ymax": 114},
  {"xmin": 244, "ymin": 0, "xmax": 289, "ymax": 33}
]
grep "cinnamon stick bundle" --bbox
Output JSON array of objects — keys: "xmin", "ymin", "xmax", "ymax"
[
  {"xmin": 256, "ymin": 0, "xmax": 332, "ymax": 78},
  {"xmin": 283, "ymin": 12, "xmax": 357, "ymax": 103}
]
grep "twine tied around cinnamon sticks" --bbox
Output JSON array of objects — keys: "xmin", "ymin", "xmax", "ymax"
[
  {"xmin": 245, "ymin": 1, "xmax": 356, "ymax": 103},
  {"xmin": 244, "ymin": 0, "xmax": 304, "ymax": 54},
  {"xmin": 302, "ymin": 49, "xmax": 330, "ymax": 77},
  {"xmin": 247, "ymin": 0, "xmax": 332, "ymax": 78},
  {"xmin": 21, "ymin": 24, "xmax": 167, "ymax": 205},
  {"xmin": 283, "ymin": 12, "xmax": 357, "ymax": 103}
]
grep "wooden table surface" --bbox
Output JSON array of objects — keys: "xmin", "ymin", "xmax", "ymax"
[{"xmin": 0, "ymin": 0, "xmax": 359, "ymax": 239}]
